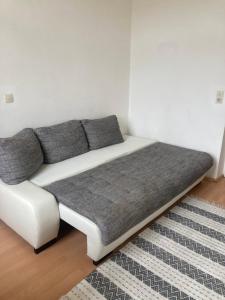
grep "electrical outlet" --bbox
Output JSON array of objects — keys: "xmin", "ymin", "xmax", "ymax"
[
  {"xmin": 216, "ymin": 90, "xmax": 224, "ymax": 104},
  {"xmin": 4, "ymin": 93, "xmax": 14, "ymax": 104}
]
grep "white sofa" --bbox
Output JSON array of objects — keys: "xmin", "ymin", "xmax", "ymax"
[{"xmin": 0, "ymin": 135, "xmax": 207, "ymax": 261}]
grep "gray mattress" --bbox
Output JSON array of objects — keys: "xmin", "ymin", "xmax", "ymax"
[{"xmin": 44, "ymin": 142, "xmax": 213, "ymax": 245}]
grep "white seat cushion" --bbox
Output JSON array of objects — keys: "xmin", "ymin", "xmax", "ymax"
[{"xmin": 30, "ymin": 135, "xmax": 156, "ymax": 187}]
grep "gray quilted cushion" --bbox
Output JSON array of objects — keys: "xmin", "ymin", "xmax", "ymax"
[
  {"xmin": 82, "ymin": 115, "xmax": 124, "ymax": 150},
  {"xmin": 0, "ymin": 129, "xmax": 43, "ymax": 185},
  {"xmin": 35, "ymin": 120, "xmax": 89, "ymax": 164},
  {"xmin": 45, "ymin": 142, "xmax": 213, "ymax": 245}
]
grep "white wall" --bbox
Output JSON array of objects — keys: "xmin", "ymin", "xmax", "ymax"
[
  {"xmin": 0, "ymin": 0, "xmax": 131, "ymax": 137},
  {"xmin": 129, "ymin": 0, "xmax": 225, "ymax": 178},
  {"xmin": 1, "ymin": 0, "xmax": 224, "ymax": 178}
]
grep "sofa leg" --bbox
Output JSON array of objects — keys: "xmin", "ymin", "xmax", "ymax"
[
  {"xmin": 34, "ymin": 238, "xmax": 57, "ymax": 254},
  {"xmin": 93, "ymin": 251, "xmax": 114, "ymax": 266}
]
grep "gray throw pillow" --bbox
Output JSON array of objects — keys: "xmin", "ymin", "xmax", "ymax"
[
  {"xmin": 82, "ymin": 115, "xmax": 124, "ymax": 150},
  {"xmin": 0, "ymin": 129, "xmax": 43, "ymax": 185},
  {"xmin": 35, "ymin": 120, "xmax": 89, "ymax": 164}
]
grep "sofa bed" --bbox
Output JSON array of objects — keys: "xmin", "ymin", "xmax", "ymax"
[{"xmin": 0, "ymin": 116, "xmax": 213, "ymax": 262}]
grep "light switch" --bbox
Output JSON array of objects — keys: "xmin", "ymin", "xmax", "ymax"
[
  {"xmin": 216, "ymin": 90, "xmax": 224, "ymax": 104},
  {"xmin": 4, "ymin": 93, "xmax": 14, "ymax": 104}
]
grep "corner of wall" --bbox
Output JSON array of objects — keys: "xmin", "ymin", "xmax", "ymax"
[
  {"xmin": 217, "ymin": 127, "xmax": 225, "ymax": 177},
  {"xmin": 127, "ymin": 0, "xmax": 134, "ymax": 136}
]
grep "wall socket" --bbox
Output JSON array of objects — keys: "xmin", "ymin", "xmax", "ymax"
[
  {"xmin": 4, "ymin": 93, "xmax": 14, "ymax": 104},
  {"xmin": 216, "ymin": 90, "xmax": 224, "ymax": 104}
]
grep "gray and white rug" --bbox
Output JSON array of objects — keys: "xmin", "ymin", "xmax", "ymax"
[{"xmin": 62, "ymin": 197, "xmax": 225, "ymax": 300}]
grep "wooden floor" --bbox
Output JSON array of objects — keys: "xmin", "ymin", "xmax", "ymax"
[{"xmin": 0, "ymin": 178, "xmax": 224, "ymax": 300}]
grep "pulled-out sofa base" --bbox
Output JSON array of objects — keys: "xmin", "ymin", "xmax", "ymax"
[{"xmin": 59, "ymin": 173, "xmax": 206, "ymax": 262}]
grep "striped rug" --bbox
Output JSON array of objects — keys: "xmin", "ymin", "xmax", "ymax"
[{"xmin": 62, "ymin": 197, "xmax": 225, "ymax": 300}]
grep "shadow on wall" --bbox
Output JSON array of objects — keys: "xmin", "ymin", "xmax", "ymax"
[{"xmin": 218, "ymin": 128, "xmax": 225, "ymax": 177}]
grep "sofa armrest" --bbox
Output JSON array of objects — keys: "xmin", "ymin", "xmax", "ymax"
[{"xmin": 0, "ymin": 180, "xmax": 60, "ymax": 249}]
